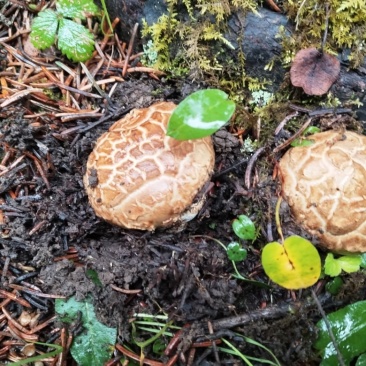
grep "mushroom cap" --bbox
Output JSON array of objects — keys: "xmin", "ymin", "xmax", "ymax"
[
  {"xmin": 278, "ymin": 130, "xmax": 366, "ymax": 253},
  {"xmin": 84, "ymin": 101, "xmax": 215, "ymax": 231}
]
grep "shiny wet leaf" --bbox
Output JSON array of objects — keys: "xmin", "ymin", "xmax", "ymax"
[
  {"xmin": 56, "ymin": 296, "xmax": 116, "ymax": 366},
  {"xmin": 315, "ymin": 300, "xmax": 366, "ymax": 365},
  {"xmin": 167, "ymin": 89, "xmax": 235, "ymax": 140},
  {"xmin": 58, "ymin": 18, "xmax": 95, "ymax": 62}
]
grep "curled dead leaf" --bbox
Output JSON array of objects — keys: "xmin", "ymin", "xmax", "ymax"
[{"xmin": 290, "ymin": 48, "xmax": 340, "ymax": 96}]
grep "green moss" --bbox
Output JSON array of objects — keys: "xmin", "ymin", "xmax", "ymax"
[
  {"xmin": 141, "ymin": 0, "xmax": 258, "ymax": 84},
  {"xmin": 284, "ymin": 0, "xmax": 366, "ymax": 68}
]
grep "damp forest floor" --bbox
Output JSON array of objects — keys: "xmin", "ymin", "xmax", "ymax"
[{"xmin": 1, "ymin": 5, "xmax": 366, "ymax": 366}]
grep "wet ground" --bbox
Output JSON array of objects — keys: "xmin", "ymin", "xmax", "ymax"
[{"xmin": 1, "ymin": 77, "xmax": 366, "ymax": 365}]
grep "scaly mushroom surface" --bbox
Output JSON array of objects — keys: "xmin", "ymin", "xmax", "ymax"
[
  {"xmin": 84, "ymin": 101, "xmax": 215, "ymax": 230},
  {"xmin": 279, "ymin": 130, "xmax": 366, "ymax": 252}
]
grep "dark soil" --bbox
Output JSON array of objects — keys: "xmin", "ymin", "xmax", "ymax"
[{"xmin": 1, "ymin": 77, "xmax": 366, "ymax": 366}]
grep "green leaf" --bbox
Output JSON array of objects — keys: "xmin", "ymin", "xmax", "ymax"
[
  {"xmin": 55, "ymin": 297, "xmax": 117, "ymax": 366},
  {"xmin": 303, "ymin": 126, "xmax": 321, "ymax": 135},
  {"xmin": 324, "ymin": 253, "xmax": 362, "ymax": 276},
  {"xmin": 232, "ymin": 215, "xmax": 256, "ymax": 240},
  {"xmin": 324, "ymin": 253, "xmax": 342, "ymax": 277},
  {"xmin": 227, "ymin": 242, "xmax": 247, "ymax": 262},
  {"xmin": 86, "ymin": 269, "xmax": 102, "ymax": 286},
  {"xmin": 356, "ymin": 353, "xmax": 366, "ymax": 366},
  {"xmin": 325, "ymin": 276, "xmax": 343, "ymax": 295},
  {"xmin": 261, "ymin": 236, "xmax": 321, "ymax": 290},
  {"xmin": 337, "ymin": 255, "xmax": 362, "ymax": 273},
  {"xmin": 166, "ymin": 89, "xmax": 236, "ymax": 140},
  {"xmin": 360, "ymin": 253, "xmax": 366, "ymax": 268},
  {"xmin": 315, "ymin": 300, "xmax": 366, "ymax": 366},
  {"xmin": 153, "ymin": 338, "xmax": 166, "ymax": 355},
  {"xmin": 57, "ymin": 18, "xmax": 95, "ymax": 61},
  {"xmin": 290, "ymin": 138, "xmax": 315, "ymax": 147},
  {"xmin": 30, "ymin": 9, "xmax": 58, "ymax": 49},
  {"xmin": 56, "ymin": 0, "xmax": 99, "ymax": 19}
]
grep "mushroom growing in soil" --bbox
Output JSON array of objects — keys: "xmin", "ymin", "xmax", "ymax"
[
  {"xmin": 278, "ymin": 130, "xmax": 366, "ymax": 253},
  {"xmin": 84, "ymin": 101, "xmax": 215, "ymax": 231}
]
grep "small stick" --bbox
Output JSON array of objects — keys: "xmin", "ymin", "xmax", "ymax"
[
  {"xmin": 274, "ymin": 111, "xmax": 299, "ymax": 135},
  {"xmin": 110, "ymin": 284, "xmax": 142, "ymax": 295},
  {"xmin": 275, "ymin": 196, "xmax": 284, "ymax": 243},
  {"xmin": 273, "ymin": 117, "xmax": 313, "ymax": 153},
  {"xmin": 122, "ymin": 23, "xmax": 139, "ymax": 77},
  {"xmin": 311, "ymin": 288, "xmax": 346, "ymax": 366},
  {"xmin": 24, "ymin": 151, "xmax": 50, "ymax": 190},
  {"xmin": 244, "ymin": 147, "xmax": 265, "ymax": 189},
  {"xmin": 207, "ymin": 320, "xmax": 220, "ymax": 364}
]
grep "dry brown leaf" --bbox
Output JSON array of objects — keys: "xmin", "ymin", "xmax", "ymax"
[{"xmin": 290, "ymin": 47, "xmax": 340, "ymax": 95}]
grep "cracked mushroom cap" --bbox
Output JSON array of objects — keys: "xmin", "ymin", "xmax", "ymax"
[
  {"xmin": 278, "ymin": 130, "xmax": 366, "ymax": 253},
  {"xmin": 84, "ymin": 101, "xmax": 215, "ymax": 231}
]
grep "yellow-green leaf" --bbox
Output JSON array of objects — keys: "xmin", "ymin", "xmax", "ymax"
[{"xmin": 261, "ymin": 236, "xmax": 321, "ymax": 290}]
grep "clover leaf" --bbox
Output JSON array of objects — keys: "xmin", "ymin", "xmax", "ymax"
[
  {"xmin": 232, "ymin": 215, "xmax": 256, "ymax": 241},
  {"xmin": 227, "ymin": 242, "xmax": 247, "ymax": 262}
]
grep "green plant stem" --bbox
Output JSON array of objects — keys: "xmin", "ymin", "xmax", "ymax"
[
  {"xmin": 132, "ymin": 320, "xmax": 172, "ymax": 349},
  {"xmin": 232, "ymin": 260, "xmax": 244, "ymax": 279},
  {"xmin": 133, "ymin": 313, "xmax": 168, "ymax": 320},
  {"xmin": 221, "ymin": 338, "xmax": 253, "ymax": 366},
  {"xmin": 192, "ymin": 235, "xmax": 270, "ymax": 288},
  {"xmin": 10, "ymin": 342, "xmax": 63, "ymax": 366},
  {"xmin": 192, "ymin": 234, "xmax": 227, "ymax": 251},
  {"xmin": 275, "ymin": 196, "xmax": 284, "ymax": 243},
  {"xmin": 100, "ymin": 0, "xmax": 113, "ymax": 34}
]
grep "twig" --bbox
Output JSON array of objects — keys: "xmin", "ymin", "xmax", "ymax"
[
  {"xmin": 211, "ymin": 293, "xmax": 334, "ymax": 330},
  {"xmin": 110, "ymin": 284, "xmax": 142, "ymax": 294},
  {"xmin": 311, "ymin": 288, "xmax": 346, "ymax": 366},
  {"xmin": 275, "ymin": 196, "xmax": 284, "ymax": 243},
  {"xmin": 244, "ymin": 147, "xmax": 265, "ymax": 189},
  {"xmin": 122, "ymin": 23, "xmax": 139, "ymax": 77},
  {"xmin": 273, "ymin": 117, "xmax": 313, "ymax": 153},
  {"xmin": 274, "ymin": 111, "xmax": 299, "ymax": 135}
]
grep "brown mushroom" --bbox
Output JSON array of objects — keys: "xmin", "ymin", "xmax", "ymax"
[
  {"xmin": 83, "ymin": 101, "xmax": 215, "ymax": 231},
  {"xmin": 278, "ymin": 130, "xmax": 366, "ymax": 253}
]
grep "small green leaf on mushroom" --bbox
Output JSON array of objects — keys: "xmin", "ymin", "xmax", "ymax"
[{"xmin": 166, "ymin": 89, "xmax": 235, "ymax": 140}]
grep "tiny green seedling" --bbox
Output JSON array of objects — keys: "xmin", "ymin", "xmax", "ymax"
[
  {"xmin": 232, "ymin": 214, "xmax": 256, "ymax": 241},
  {"xmin": 30, "ymin": 0, "xmax": 99, "ymax": 62},
  {"xmin": 290, "ymin": 126, "xmax": 321, "ymax": 147},
  {"xmin": 195, "ymin": 215, "xmax": 269, "ymax": 287},
  {"xmin": 166, "ymin": 89, "xmax": 235, "ymax": 140},
  {"xmin": 227, "ymin": 241, "xmax": 247, "ymax": 262}
]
